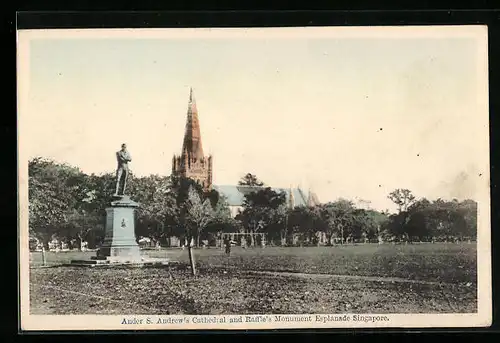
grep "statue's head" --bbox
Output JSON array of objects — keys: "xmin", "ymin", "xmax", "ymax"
[{"xmin": 121, "ymin": 143, "xmax": 127, "ymax": 150}]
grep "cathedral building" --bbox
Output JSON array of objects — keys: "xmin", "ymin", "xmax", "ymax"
[
  {"xmin": 172, "ymin": 88, "xmax": 213, "ymax": 192},
  {"xmin": 172, "ymin": 88, "xmax": 320, "ymax": 217},
  {"xmin": 213, "ymin": 185, "xmax": 320, "ymax": 218}
]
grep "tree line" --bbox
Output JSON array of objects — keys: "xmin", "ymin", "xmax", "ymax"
[
  {"xmin": 28, "ymin": 157, "xmax": 237, "ymax": 250},
  {"xmin": 28, "ymin": 158, "xmax": 478, "ymax": 251}
]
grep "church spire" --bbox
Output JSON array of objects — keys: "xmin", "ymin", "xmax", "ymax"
[
  {"xmin": 289, "ymin": 185, "xmax": 295, "ymax": 209},
  {"xmin": 306, "ymin": 188, "xmax": 320, "ymax": 207},
  {"xmin": 181, "ymin": 87, "xmax": 204, "ymax": 161},
  {"xmin": 189, "ymin": 87, "xmax": 197, "ymax": 112},
  {"xmin": 172, "ymin": 87, "xmax": 213, "ymax": 192}
]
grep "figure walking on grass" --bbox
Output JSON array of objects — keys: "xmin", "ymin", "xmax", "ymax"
[{"xmin": 224, "ymin": 236, "xmax": 232, "ymax": 256}]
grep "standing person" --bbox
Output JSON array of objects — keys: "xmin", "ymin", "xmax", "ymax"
[
  {"xmin": 114, "ymin": 143, "xmax": 132, "ymax": 196},
  {"xmin": 224, "ymin": 236, "xmax": 231, "ymax": 256}
]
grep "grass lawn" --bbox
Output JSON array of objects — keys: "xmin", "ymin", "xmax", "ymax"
[{"xmin": 28, "ymin": 243, "xmax": 477, "ymax": 315}]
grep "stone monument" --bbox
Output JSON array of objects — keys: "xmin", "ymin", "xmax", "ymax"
[
  {"xmin": 70, "ymin": 144, "xmax": 169, "ymax": 267},
  {"xmin": 95, "ymin": 144, "xmax": 141, "ymax": 260},
  {"xmin": 95, "ymin": 194, "xmax": 141, "ymax": 260}
]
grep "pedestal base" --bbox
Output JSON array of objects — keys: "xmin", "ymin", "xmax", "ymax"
[
  {"xmin": 97, "ymin": 195, "xmax": 141, "ymax": 259},
  {"xmin": 69, "ymin": 195, "xmax": 171, "ymax": 267},
  {"xmin": 69, "ymin": 256, "xmax": 172, "ymax": 268},
  {"xmin": 96, "ymin": 246, "xmax": 142, "ymax": 259}
]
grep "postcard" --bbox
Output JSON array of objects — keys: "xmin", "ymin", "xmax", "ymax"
[{"xmin": 17, "ymin": 25, "xmax": 491, "ymax": 331}]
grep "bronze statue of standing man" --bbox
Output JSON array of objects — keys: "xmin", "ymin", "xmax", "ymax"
[{"xmin": 114, "ymin": 143, "xmax": 132, "ymax": 196}]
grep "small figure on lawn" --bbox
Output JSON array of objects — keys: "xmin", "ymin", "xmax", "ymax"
[{"xmin": 224, "ymin": 236, "xmax": 232, "ymax": 256}]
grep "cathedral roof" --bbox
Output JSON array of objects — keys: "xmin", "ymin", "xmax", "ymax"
[{"xmin": 213, "ymin": 185, "xmax": 313, "ymax": 207}]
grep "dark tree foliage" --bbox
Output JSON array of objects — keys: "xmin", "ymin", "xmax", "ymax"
[
  {"xmin": 28, "ymin": 158, "xmax": 478, "ymax": 249},
  {"xmin": 28, "ymin": 159, "xmax": 232, "ymax": 249},
  {"xmin": 238, "ymin": 173, "xmax": 265, "ymax": 187},
  {"xmin": 237, "ymin": 187, "xmax": 286, "ymax": 246},
  {"xmin": 383, "ymin": 195, "xmax": 477, "ymax": 242}
]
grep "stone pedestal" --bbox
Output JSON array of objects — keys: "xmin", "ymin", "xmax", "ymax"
[
  {"xmin": 96, "ymin": 195, "xmax": 141, "ymax": 259},
  {"xmin": 69, "ymin": 195, "xmax": 171, "ymax": 268}
]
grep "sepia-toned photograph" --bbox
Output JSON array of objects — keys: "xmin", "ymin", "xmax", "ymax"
[{"xmin": 17, "ymin": 26, "xmax": 491, "ymax": 330}]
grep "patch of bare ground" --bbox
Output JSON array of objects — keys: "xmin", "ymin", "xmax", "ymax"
[{"xmin": 29, "ymin": 265, "xmax": 476, "ymax": 315}]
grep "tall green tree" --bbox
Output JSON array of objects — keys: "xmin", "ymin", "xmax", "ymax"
[
  {"xmin": 386, "ymin": 189, "xmax": 416, "ymax": 242},
  {"xmin": 238, "ymin": 187, "xmax": 286, "ymax": 246},
  {"xmin": 349, "ymin": 209, "xmax": 376, "ymax": 242},
  {"xmin": 184, "ymin": 186, "xmax": 215, "ymax": 275},
  {"xmin": 238, "ymin": 173, "xmax": 265, "ymax": 186},
  {"xmin": 28, "ymin": 158, "xmax": 88, "ymax": 248},
  {"xmin": 205, "ymin": 195, "xmax": 232, "ymax": 230},
  {"xmin": 287, "ymin": 205, "xmax": 325, "ymax": 245},
  {"xmin": 318, "ymin": 199, "xmax": 356, "ymax": 245},
  {"xmin": 458, "ymin": 199, "xmax": 477, "ymax": 239},
  {"xmin": 76, "ymin": 172, "xmax": 116, "ymax": 247},
  {"xmin": 388, "ymin": 188, "xmax": 416, "ymax": 213},
  {"xmin": 186, "ymin": 186, "xmax": 215, "ymax": 246},
  {"xmin": 203, "ymin": 194, "xmax": 240, "ymax": 246},
  {"xmin": 170, "ymin": 175, "xmax": 205, "ymax": 205},
  {"xmin": 385, "ymin": 195, "xmax": 478, "ymax": 242},
  {"xmin": 129, "ymin": 175, "xmax": 179, "ymax": 243}
]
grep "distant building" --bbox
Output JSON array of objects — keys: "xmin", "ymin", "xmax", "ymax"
[
  {"xmin": 171, "ymin": 88, "xmax": 321, "ymax": 217},
  {"xmin": 354, "ymin": 197, "xmax": 372, "ymax": 210},
  {"xmin": 213, "ymin": 185, "xmax": 320, "ymax": 218}
]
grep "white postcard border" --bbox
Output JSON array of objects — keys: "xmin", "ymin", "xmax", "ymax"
[{"xmin": 17, "ymin": 25, "xmax": 492, "ymax": 331}]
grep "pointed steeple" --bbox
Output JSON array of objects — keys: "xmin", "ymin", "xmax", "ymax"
[
  {"xmin": 307, "ymin": 188, "xmax": 314, "ymax": 207},
  {"xmin": 181, "ymin": 87, "xmax": 204, "ymax": 161},
  {"xmin": 189, "ymin": 87, "xmax": 198, "ymax": 113},
  {"xmin": 288, "ymin": 185, "xmax": 295, "ymax": 209},
  {"xmin": 306, "ymin": 188, "xmax": 320, "ymax": 207},
  {"xmin": 172, "ymin": 87, "xmax": 213, "ymax": 192}
]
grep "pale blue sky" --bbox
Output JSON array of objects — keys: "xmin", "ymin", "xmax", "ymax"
[{"xmin": 20, "ymin": 29, "xmax": 489, "ymax": 212}]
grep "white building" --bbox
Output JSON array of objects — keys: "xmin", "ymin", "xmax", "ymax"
[{"xmin": 213, "ymin": 185, "xmax": 320, "ymax": 217}]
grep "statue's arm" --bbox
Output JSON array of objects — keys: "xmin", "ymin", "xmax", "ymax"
[{"xmin": 117, "ymin": 151, "xmax": 129, "ymax": 162}]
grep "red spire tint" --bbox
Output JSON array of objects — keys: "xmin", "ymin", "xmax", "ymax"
[{"xmin": 181, "ymin": 88, "xmax": 204, "ymax": 160}]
